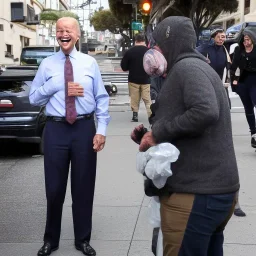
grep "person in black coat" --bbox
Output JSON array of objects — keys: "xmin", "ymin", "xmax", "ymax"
[
  {"xmin": 230, "ymin": 28, "xmax": 256, "ymax": 147},
  {"xmin": 120, "ymin": 33, "xmax": 152, "ymax": 122}
]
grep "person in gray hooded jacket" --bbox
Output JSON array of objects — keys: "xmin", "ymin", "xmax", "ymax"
[{"xmin": 139, "ymin": 16, "xmax": 240, "ymax": 256}]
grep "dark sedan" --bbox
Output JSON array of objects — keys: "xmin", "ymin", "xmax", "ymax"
[{"xmin": 0, "ymin": 66, "xmax": 46, "ymax": 154}]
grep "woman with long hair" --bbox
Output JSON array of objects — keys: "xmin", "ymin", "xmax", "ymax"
[{"xmin": 231, "ymin": 28, "xmax": 256, "ymax": 148}]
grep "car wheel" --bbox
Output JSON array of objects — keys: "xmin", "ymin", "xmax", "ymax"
[{"xmin": 39, "ymin": 128, "xmax": 45, "ymax": 155}]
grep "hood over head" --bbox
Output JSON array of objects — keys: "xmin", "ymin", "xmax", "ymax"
[
  {"xmin": 152, "ymin": 16, "xmax": 204, "ymax": 71},
  {"xmin": 242, "ymin": 27, "xmax": 256, "ymax": 44}
]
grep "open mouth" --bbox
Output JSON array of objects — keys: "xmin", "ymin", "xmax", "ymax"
[{"xmin": 60, "ymin": 38, "xmax": 71, "ymax": 43}]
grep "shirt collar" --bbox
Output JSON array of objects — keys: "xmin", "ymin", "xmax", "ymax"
[{"xmin": 59, "ymin": 47, "xmax": 78, "ymax": 59}]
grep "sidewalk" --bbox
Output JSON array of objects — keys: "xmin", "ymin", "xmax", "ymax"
[{"xmin": 0, "ymin": 97, "xmax": 255, "ymax": 256}]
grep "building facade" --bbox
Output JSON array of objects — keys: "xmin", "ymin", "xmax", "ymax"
[
  {"xmin": 150, "ymin": 0, "xmax": 256, "ymax": 32},
  {"xmin": 0, "ymin": 0, "xmax": 38, "ymax": 65},
  {"xmin": 214, "ymin": 0, "xmax": 256, "ymax": 29},
  {"xmin": 0, "ymin": 0, "xmax": 70, "ymax": 65}
]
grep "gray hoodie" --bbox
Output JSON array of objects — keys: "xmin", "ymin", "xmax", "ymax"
[{"xmin": 151, "ymin": 16, "xmax": 240, "ymax": 194}]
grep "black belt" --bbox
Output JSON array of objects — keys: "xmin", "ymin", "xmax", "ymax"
[{"xmin": 47, "ymin": 113, "xmax": 94, "ymax": 122}]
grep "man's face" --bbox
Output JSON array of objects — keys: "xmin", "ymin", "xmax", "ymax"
[
  {"xmin": 214, "ymin": 32, "xmax": 226, "ymax": 46},
  {"xmin": 56, "ymin": 18, "xmax": 79, "ymax": 54},
  {"xmin": 243, "ymin": 35, "xmax": 253, "ymax": 48}
]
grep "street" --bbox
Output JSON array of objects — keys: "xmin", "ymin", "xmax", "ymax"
[{"xmin": 0, "ymin": 57, "xmax": 255, "ymax": 256}]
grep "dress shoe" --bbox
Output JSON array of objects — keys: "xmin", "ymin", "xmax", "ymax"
[
  {"xmin": 75, "ymin": 241, "xmax": 96, "ymax": 256},
  {"xmin": 234, "ymin": 208, "xmax": 246, "ymax": 217},
  {"xmin": 37, "ymin": 242, "xmax": 59, "ymax": 256}
]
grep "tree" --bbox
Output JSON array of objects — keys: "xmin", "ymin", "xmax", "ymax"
[
  {"xmin": 40, "ymin": 9, "xmax": 79, "ymax": 24},
  {"xmin": 150, "ymin": 0, "xmax": 239, "ymax": 37},
  {"xmin": 90, "ymin": 9, "xmax": 122, "ymax": 33},
  {"xmin": 109, "ymin": 0, "xmax": 133, "ymax": 29},
  {"xmin": 40, "ymin": 9, "xmax": 82, "ymax": 35}
]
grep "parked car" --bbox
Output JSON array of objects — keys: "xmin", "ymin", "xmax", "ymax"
[
  {"xmin": 20, "ymin": 45, "xmax": 59, "ymax": 66},
  {"xmin": 0, "ymin": 66, "xmax": 46, "ymax": 154},
  {"xmin": 196, "ymin": 25, "xmax": 223, "ymax": 47},
  {"xmin": 226, "ymin": 23, "xmax": 242, "ymax": 39},
  {"xmin": 225, "ymin": 22, "xmax": 256, "ymax": 53},
  {"xmin": 197, "ymin": 28, "xmax": 212, "ymax": 47}
]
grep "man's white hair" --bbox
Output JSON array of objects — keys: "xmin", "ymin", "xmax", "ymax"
[{"xmin": 57, "ymin": 17, "xmax": 81, "ymax": 37}]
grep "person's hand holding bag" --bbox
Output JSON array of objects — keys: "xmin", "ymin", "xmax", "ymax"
[{"xmin": 139, "ymin": 131, "xmax": 156, "ymax": 152}]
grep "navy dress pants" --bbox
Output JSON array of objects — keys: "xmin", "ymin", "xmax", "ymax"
[{"xmin": 43, "ymin": 118, "xmax": 97, "ymax": 248}]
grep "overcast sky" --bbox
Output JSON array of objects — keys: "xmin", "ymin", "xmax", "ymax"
[
  {"xmin": 72, "ymin": 0, "xmax": 110, "ymax": 32},
  {"xmin": 100, "ymin": 0, "xmax": 110, "ymax": 9}
]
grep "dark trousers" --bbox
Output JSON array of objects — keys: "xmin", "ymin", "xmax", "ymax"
[
  {"xmin": 236, "ymin": 75, "xmax": 256, "ymax": 135},
  {"xmin": 160, "ymin": 192, "xmax": 236, "ymax": 256},
  {"xmin": 43, "ymin": 118, "xmax": 97, "ymax": 247}
]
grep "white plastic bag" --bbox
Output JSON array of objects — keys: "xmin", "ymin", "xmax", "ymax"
[
  {"xmin": 149, "ymin": 197, "xmax": 163, "ymax": 256},
  {"xmin": 148, "ymin": 196, "xmax": 161, "ymax": 228},
  {"xmin": 156, "ymin": 228, "xmax": 163, "ymax": 256},
  {"xmin": 136, "ymin": 151, "xmax": 148, "ymax": 174},
  {"xmin": 143, "ymin": 143, "xmax": 179, "ymax": 189}
]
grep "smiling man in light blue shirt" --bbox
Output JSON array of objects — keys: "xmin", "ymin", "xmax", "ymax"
[
  {"xmin": 29, "ymin": 36, "xmax": 110, "ymax": 137},
  {"xmin": 30, "ymin": 17, "xmax": 110, "ymax": 256}
]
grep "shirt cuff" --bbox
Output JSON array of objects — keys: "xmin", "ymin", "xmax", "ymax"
[{"xmin": 96, "ymin": 122, "xmax": 107, "ymax": 136}]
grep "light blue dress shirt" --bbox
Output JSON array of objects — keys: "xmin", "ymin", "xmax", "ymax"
[{"xmin": 29, "ymin": 47, "xmax": 110, "ymax": 136}]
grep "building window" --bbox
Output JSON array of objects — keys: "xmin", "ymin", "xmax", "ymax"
[
  {"xmin": 6, "ymin": 44, "xmax": 12, "ymax": 54},
  {"xmin": 5, "ymin": 44, "xmax": 13, "ymax": 58},
  {"xmin": 0, "ymin": 24, "xmax": 3, "ymax": 31},
  {"xmin": 20, "ymin": 36, "xmax": 30, "ymax": 48},
  {"xmin": 245, "ymin": 0, "xmax": 250, "ymax": 15},
  {"xmin": 11, "ymin": 2, "xmax": 24, "ymax": 22},
  {"xmin": 27, "ymin": 5, "xmax": 39, "ymax": 25},
  {"xmin": 24, "ymin": 37, "xmax": 30, "ymax": 46}
]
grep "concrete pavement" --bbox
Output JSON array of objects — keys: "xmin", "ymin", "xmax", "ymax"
[{"xmin": 0, "ymin": 94, "xmax": 256, "ymax": 255}]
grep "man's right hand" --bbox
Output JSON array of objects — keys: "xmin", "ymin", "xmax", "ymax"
[{"xmin": 68, "ymin": 82, "xmax": 84, "ymax": 97}]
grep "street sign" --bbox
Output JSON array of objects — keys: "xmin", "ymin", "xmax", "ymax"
[{"xmin": 132, "ymin": 21, "xmax": 142, "ymax": 31}]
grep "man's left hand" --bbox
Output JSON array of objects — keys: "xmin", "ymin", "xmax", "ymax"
[
  {"xmin": 93, "ymin": 134, "xmax": 106, "ymax": 152},
  {"xmin": 139, "ymin": 131, "xmax": 156, "ymax": 152}
]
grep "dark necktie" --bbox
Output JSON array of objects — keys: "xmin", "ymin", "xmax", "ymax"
[{"xmin": 65, "ymin": 55, "xmax": 77, "ymax": 124}]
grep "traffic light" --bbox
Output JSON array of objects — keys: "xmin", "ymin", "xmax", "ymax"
[{"xmin": 140, "ymin": 0, "xmax": 152, "ymax": 16}]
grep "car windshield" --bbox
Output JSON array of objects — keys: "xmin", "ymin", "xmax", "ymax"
[{"xmin": 20, "ymin": 47, "xmax": 58, "ymax": 66}]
